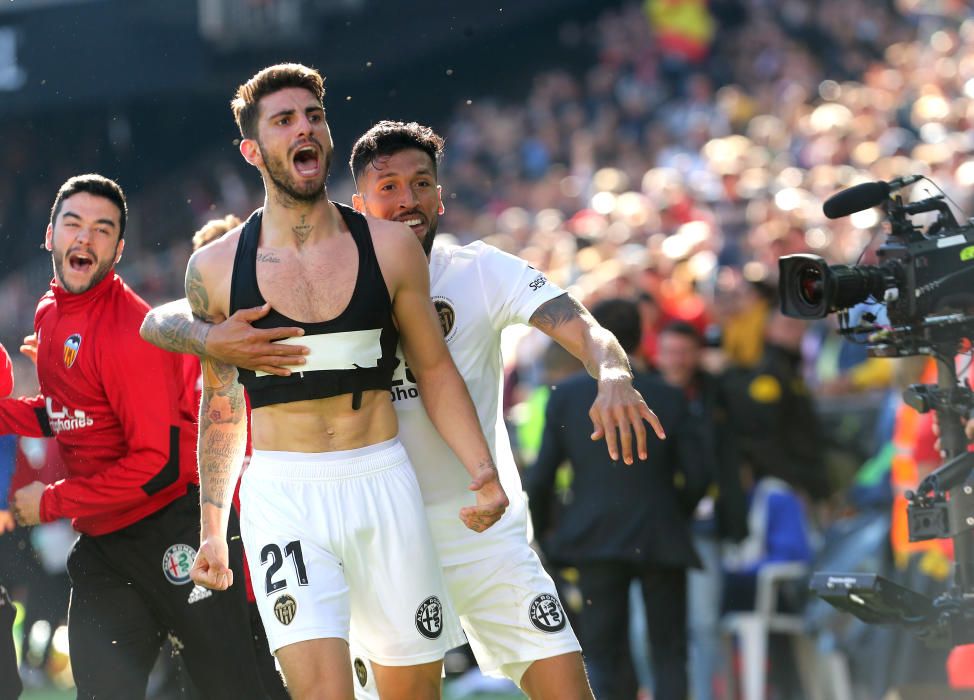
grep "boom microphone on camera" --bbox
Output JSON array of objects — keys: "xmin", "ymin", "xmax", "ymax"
[
  {"xmin": 823, "ymin": 175, "xmax": 924, "ymax": 219},
  {"xmin": 782, "ymin": 174, "xmax": 974, "ymax": 649}
]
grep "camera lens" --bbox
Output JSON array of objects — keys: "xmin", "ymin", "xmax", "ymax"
[
  {"xmin": 780, "ymin": 253, "xmax": 891, "ymax": 320},
  {"xmin": 799, "ymin": 267, "xmax": 824, "ymax": 306}
]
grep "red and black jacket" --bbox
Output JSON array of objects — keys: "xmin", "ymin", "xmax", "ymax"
[{"xmin": 0, "ymin": 272, "xmax": 199, "ymax": 536}]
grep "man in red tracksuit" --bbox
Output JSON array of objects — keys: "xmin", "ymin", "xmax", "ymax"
[{"xmin": 1, "ymin": 174, "xmax": 268, "ymax": 699}]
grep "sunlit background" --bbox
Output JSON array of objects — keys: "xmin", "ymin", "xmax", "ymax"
[{"xmin": 4, "ymin": 1, "xmax": 974, "ymax": 698}]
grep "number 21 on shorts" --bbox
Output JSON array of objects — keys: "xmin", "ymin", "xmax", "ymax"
[{"xmin": 261, "ymin": 540, "xmax": 309, "ymax": 595}]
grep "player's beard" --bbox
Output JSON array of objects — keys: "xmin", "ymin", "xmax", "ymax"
[
  {"xmin": 52, "ymin": 244, "xmax": 117, "ymax": 294},
  {"xmin": 421, "ymin": 217, "xmax": 438, "ymax": 257},
  {"xmin": 259, "ymin": 139, "xmax": 330, "ymax": 204}
]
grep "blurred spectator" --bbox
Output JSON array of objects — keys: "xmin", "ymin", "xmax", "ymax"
[
  {"xmin": 715, "ymin": 276, "xmax": 773, "ymax": 370},
  {"xmin": 526, "ymin": 297, "xmax": 709, "ymax": 700},
  {"xmin": 0, "ymin": 585, "xmax": 18, "ymax": 700},
  {"xmin": 0, "ymin": 434, "xmax": 71, "ymax": 693},
  {"xmin": 512, "ymin": 341, "xmax": 583, "ymax": 468},
  {"xmin": 0, "ymin": 340, "xmax": 17, "ymax": 700},
  {"xmin": 656, "ymin": 320, "xmax": 748, "ymax": 700},
  {"xmin": 720, "ymin": 311, "xmax": 830, "ymax": 500},
  {"xmin": 191, "ymin": 214, "xmax": 242, "ymax": 253},
  {"xmin": 721, "ymin": 469, "xmax": 813, "ymax": 611},
  {"xmin": 0, "ymin": 341, "xmax": 14, "ymax": 533}
]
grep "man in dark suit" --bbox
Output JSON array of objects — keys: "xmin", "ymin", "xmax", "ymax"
[
  {"xmin": 656, "ymin": 320, "xmax": 748, "ymax": 700},
  {"xmin": 526, "ymin": 297, "xmax": 710, "ymax": 700}
]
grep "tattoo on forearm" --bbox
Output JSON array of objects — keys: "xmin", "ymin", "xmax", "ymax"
[
  {"xmin": 198, "ymin": 360, "xmax": 246, "ymax": 510},
  {"xmin": 529, "ymin": 294, "xmax": 586, "ymax": 332},
  {"xmin": 256, "ymin": 251, "xmax": 281, "ymax": 263},
  {"xmin": 202, "ymin": 359, "xmax": 240, "ymax": 389},
  {"xmin": 142, "ymin": 304, "xmax": 210, "ymax": 356}
]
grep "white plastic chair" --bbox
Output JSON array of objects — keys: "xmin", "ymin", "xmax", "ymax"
[{"xmin": 721, "ymin": 561, "xmax": 826, "ymax": 700}]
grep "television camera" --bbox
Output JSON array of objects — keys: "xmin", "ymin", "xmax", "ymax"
[{"xmin": 779, "ymin": 176, "xmax": 974, "ymax": 647}]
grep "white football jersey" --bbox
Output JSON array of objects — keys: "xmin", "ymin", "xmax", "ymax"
[{"xmin": 391, "ymin": 241, "xmax": 565, "ymax": 566}]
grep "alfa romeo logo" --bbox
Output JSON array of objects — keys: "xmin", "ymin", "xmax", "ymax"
[
  {"xmin": 529, "ymin": 593, "xmax": 566, "ymax": 633},
  {"xmin": 415, "ymin": 596, "xmax": 443, "ymax": 639},
  {"xmin": 161, "ymin": 544, "xmax": 196, "ymax": 585}
]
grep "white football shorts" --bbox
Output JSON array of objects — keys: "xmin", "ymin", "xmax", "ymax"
[
  {"xmin": 448, "ymin": 543, "xmax": 581, "ymax": 682},
  {"xmin": 351, "ymin": 540, "xmax": 580, "ymax": 697},
  {"xmin": 239, "ymin": 437, "xmax": 461, "ymax": 666}
]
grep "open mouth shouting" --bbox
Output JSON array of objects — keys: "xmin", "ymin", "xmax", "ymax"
[
  {"xmin": 292, "ymin": 144, "xmax": 321, "ymax": 178},
  {"xmin": 67, "ymin": 249, "xmax": 96, "ymax": 273}
]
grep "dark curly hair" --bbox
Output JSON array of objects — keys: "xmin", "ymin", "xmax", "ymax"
[{"xmin": 349, "ymin": 120, "xmax": 444, "ymax": 185}]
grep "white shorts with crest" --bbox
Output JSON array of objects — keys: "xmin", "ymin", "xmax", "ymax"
[
  {"xmin": 239, "ymin": 437, "xmax": 460, "ymax": 666},
  {"xmin": 351, "ymin": 540, "xmax": 581, "ymax": 697}
]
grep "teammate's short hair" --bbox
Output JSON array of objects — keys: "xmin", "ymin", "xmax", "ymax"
[
  {"xmin": 50, "ymin": 174, "xmax": 128, "ymax": 239},
  {"xmin": 349, "ymin": 121, "xmax": 445, "ymax": 185},
  {"xmin": 231, "ymin": 63, "xmax": 325, "ymax": 140},
  {"xmin": 591, "ymin": 297, "xmax": 642, "ymax": 355},
  {"xmin": 192, "ymin": 214, "xmax": 242, "ymax": 252}
]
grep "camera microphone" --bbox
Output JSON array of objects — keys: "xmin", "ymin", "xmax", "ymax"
[{"xmin": 822, "ymin": 175, "xmax": 924, "ymax": 219}]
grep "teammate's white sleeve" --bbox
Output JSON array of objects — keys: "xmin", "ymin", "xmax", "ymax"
[{"xmin": 470, "ymin": 242, "xmax": 565, "ymax": 330}]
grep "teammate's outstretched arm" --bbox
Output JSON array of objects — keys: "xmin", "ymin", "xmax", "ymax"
[
  {"xmin": 376, "ymin": 219, "xmax": 508, "ymax": 532},
  {"xmin": 529, "ymin": 293, "xmax": 665, "ymax": 464},
  {"xmin": 140, "ymin": 298, "xmax": 308, "ymax": 376}
]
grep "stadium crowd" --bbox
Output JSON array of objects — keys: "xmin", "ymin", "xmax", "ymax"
[{"xmin": 5, "ymin": 0, "xmax": 974, "ymax": 697}]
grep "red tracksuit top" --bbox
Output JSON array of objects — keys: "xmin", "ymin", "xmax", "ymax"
[
  {"xmin": 0, "ymin": 272, "xmax": 200, "ymax": 535},
  {"xmin": 0, "ymin": 342, "xmax": 12, "ymax": 397}
]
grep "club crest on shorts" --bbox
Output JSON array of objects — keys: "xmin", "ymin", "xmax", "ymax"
[
  {"xmin": 63, "ymin": 334, "xmax": 82, "ymax": 368},
  {"xmin": 161, "ymin": 544, "xmax": 196, "ymax": 585},
  {"xmin": 415, "ymin": 596, "xmax": 443, "ymax": 639},
  {"xmin": 353, "ymin": 657, "xmax": 368, "ymax": 687},
  {"xmin": 432, "ymin": 297, "xmax": 457, "ymax": 341},
  {"xmin": 529, "ymin": 593, "xmax": 567, "ymax": 633},
  {"xmin": 274, "ymin": 594, "xmax": 298, "ymax": 626}
]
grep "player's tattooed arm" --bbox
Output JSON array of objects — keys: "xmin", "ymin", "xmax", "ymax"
[
  {"xmin": 141, "ymin": 256, "xmax": 218, "ymax": 357},
  {"xmin": 529, "ymin": 293, "xmax": 631, "ymax": 380},
  {"xmin": 191, "ymin": 358, "xmax": 246, "ymax": 591},
  {"xmin": 529, "ymin": 292, "xmax": 587, "ymax": 332},
  {"xmin": 529, "ymin": 292, "xmax": 664, "ymax": 463},
  {"xmin": 183, "ymin": 255, "xmax": 246, "ymax": 530},
  {"xmin": 198, "ymin": 358, "xmax": 247, "ymax": 512},
  {"xmin": 140, "ymin": 297, "xmax": 211, "ymax": 357},
  {"xmin": 142, "ymin": 258, "xmax": 308, "ymax": 375},
  {"xmin": 185, "ymin": 259, "xmax": 215, "ymax": 321}
]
